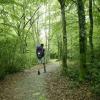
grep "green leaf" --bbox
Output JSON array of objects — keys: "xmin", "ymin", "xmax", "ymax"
[{"xmin": 0, "ymin": 0, "xmax": 15, "ymax": 4}]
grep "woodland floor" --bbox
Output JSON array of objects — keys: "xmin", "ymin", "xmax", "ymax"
[{"xmin": 0, "ymin": 60, "xmax": 98, "ymax": 100}]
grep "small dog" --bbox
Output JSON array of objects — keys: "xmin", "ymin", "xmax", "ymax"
[{"xmin": 38, "ymin": 70, "xmax": 40, "ymax": 75}]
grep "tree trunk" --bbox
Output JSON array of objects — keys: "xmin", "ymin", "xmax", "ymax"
[
  {"xmin": 58, "ymin": 0, "xmax": 67, "ymax": 73},
  {"xmin": 45, "ymin": 2, "xmax": 48, "ymax": 63},
  {"xmin": 89, "ymin": 0, "xmax": 94, "ymax": 63},
  {"xmin": 77, "ymin": 0, "xmax": 87, "ymax": 81},
  {"xmin": 47, "ymin": 3, "xmax": 51, "ymax": 61}
]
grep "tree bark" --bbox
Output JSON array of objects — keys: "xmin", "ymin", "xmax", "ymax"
[
  {"xmin": 77, "ymin": 0, "xmax": 87, "ymax": 81},
  {"xmin": 58, "ymin": 0, "xmax": 67, "ymax": 73},
  {"xmin": 89, "ymin": 0, "xmax": 94, "ymax": 63},
  {"xmin": 47, "ymin": 3, "xmax": 51, "ymax": 61}
]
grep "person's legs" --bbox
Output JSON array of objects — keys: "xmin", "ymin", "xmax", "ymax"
[
  {"xmin": 43, "ymin": 63, "xmax": 46, "ymax": 73},
  {"xmin": 38, "ymin": 69, "xmax": 40, "ymax": 75},
  {"xmin": 37, "ymin": 58, "xmax": 42, "ymax": 75},
  {"xmin": 42, "ymin": 57, "xmax": 46, "ymax": 72}
]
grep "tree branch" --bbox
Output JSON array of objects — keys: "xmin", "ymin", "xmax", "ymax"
[{"xmin": 23, "ymin": 6, "xmax": 41, "ymax": 29}]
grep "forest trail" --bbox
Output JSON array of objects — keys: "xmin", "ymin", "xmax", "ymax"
[{"xmin": 0, "ymin": 60, "xmax": 59, "ymax": 100}]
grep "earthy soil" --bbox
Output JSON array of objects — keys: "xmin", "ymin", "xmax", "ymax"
[{"xmin": 0, "ymin": 60, "xmax": 97, "ymax": 100}]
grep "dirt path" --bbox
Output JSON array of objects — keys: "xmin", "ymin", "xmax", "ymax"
[{"xmin": 0, "ymin": 61, "xmax": 59, "ymax": 100}]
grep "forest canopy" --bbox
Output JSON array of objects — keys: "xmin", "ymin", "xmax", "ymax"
[{"xmin": 0, "ymin": 0, "xmax": 100, "ymax": 96}]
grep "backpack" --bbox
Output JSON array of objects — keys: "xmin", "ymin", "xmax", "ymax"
[{"xmin": 36, "ymin": 46, "xmax": 44, "ymax": 59}]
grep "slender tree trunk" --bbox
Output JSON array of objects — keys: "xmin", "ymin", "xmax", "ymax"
[
  {"xmin": 89, "ymin": 0, "xmax": 94, "ymax": 63},
  {"xmin": 45, "ymin": 2, "xmax": 48, "ymax": 63},
  {"xmin": 58, "ymin": 0, "xmax": 67, "ymax": 73},
  {"xmin": 57, "ymin": 40, "xmax": 60, "ymax": 60},
  {"xmin": 36, "ymin": 5, "xmax": 40, "ymax": 44},
  {"xmin": 77, "ymin": 0, "xmax": 87, "ymax": 81},
  {"xmin": 29, "ymin": 7, "xmax": 36, "ymax": 46},
  {"xmin": 70, "ymin": 34, "xmax": 73, "ymax": 59},
  {"xmin": 47, "ymin": 3, "xmax": 51, "ymax": 61}
]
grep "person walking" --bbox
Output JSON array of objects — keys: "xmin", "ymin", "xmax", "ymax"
[{"xmin": 36, "ymin": 44, "xmax": 46, "ymax": 74}]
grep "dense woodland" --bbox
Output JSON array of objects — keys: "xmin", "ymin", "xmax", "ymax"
[{"xmin": 0, "ymin": 0, "xmax": 100, "ymax": 97}]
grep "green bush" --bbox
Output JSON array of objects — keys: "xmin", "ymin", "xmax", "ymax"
[
  {"xmin": 0, "ymin": 38, "xmax": 36, "ymax": 79},
  {"xmin": 90, "ymin": 65, "xmax": 100, "ymax": 95},
  {"xmin": 0, "ymin": 65, "xmax": 6, "ymax": 80}
]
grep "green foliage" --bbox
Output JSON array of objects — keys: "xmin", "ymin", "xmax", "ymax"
[
  {"xmin": 67, "ymin": 67, "xmax": 79, "ymax": 81},
  {"xmin": 0, "ymin": 36, "xmax": 37, "ymax": 79},
  {"xmin": 50, "ymin": 52, "xmax": 58, "ymax": 59},
  {"xmin": 0, "ymin": 0, "xmax": 99, "ymax": 98},
  {"xmin": 87, "ymin": 54, "xmax": 100, "ymax": 95},
  {"xmin": 0, "ymin": 66, "xmax": 6, "ymax": 79},
  {"xmin": 0, "ymin": 0, "xmax": 41, "ymax": 79},
  {"xmin": 0, "ymin": 0, "xmax": 15, "ymax": 4}
]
